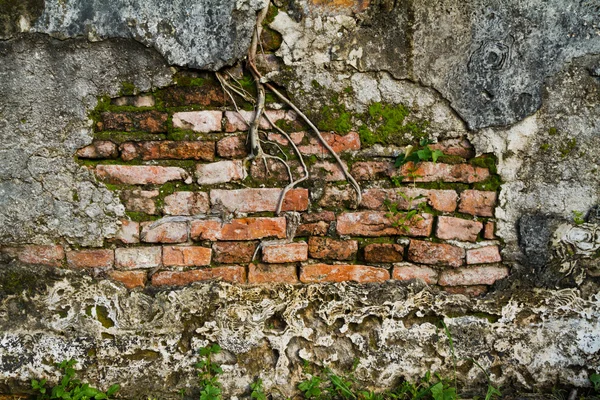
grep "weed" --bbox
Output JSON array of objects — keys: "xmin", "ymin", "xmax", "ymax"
[
  {"xmin": 572, "ymin": 210, "xmax": 586, "ymax": 225},
  {"xmin": 196, "ymin": 344, "xmax": 223, "ymax": 400},
  {"xmin": 31, "ymin": 360, "xmax": 120, "ymax": 400},
  {"xmin": 251, "ymin": 378, "xmax": 267, "ymax": 400}
]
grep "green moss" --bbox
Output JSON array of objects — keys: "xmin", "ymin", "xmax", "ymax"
[
  {"xmin": 263, "ymin": 3, "xmax": 279, "ymax": 25},
  {"xmin": 93, "ymin": 131, "xmax": 167, "ymax": 143},
  {"xmin": 119, "ymin": 81, "xmax": 136, "ymax": 96},
  {"xmin": 358, "ymin": 102, "xmax": 428, "ymax": 146},
  {"xmin": 173, "ymin": 74, "xmax": 206, "ymax": 87},
  {"xmin": 126, "ymin": 211, "xmax": 159, "ymax": 222},
  {"xmin": 95, "ymin": 305, "xmax": 115, "ymax": 329},
  {"xmin": 539, "ymin": 143, "xmax": 551, "ymax": 151},
  {"xmin": 472, "ymin": 175, "xmax": 502, "ymax": 191},
  {"xmin": 72, "ymin": 191, "xmax": 80, "ymax": 202},
  {"xmin": 318, "ymin": 103, "xmax": 352, "ymax": 134},
  {"xmin": 548, "ymin": 126, "xmax": 558, "ymax": 136},
  {"xmin": 559, "ymin": 138, "xmax": 577, "ymax": 158},
  {"xmin": 469, "ymin": 154, "xmax": 498, "ymax": 175},
  {"xmin": 125, "ymin": 349, "xmax": 161, "ymax": 361}
]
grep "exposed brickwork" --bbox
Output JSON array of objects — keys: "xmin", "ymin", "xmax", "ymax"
[
  {"xmin": 163, "ymin": 192, "xmax": 210, "ymax": 215},
  {"xmin": 121, "ymin": 190, "xmax": 158, "ymax": 214},
  {"xmin": 196, "ymin": 160, "xmax": 246, "ymax": 184},
  {"xmin": 66, "ymin": 249, "xmax": 114, "ymax": 269},
  {"xmin": 364, "ymin": 243, "xmax": 404, "ymax": 263},
  {"xmin": 191, "ymin": 217, "xmax": 287, "ymax": 241},
  {"xmin": 429, "ymin": 138, "xmax": 475, "ymax": 159},
  {"xmin": 466, "ymin": 245, "xmax": 502, "ymax": 264},
  {"xmin": 408, "ymin": 240, "xmax": 464, "ymax": 267},
  {"xmin": 95, "ymin": 165, "xmax": 191, "ymax": 185},
  {"xmin": 172, "ymin": 111, "xmax": 222, "ymax": 132},
  {"xmin": 297, "ymin": 222, "xmax": 330, "ymax": 236},
  {"xmin": 436, "ymin": 216, "xmax": 482, "ymax": 242},
  {"xmin": 217, "ymin": 135, "xmax": 248, "ymax": 158},
  {"xmin": 115, "ymin": 247, "xmax": 162, "ymax": 270},
  {"xmin": 337, "ymin": 212, "xmax": 433, "ymax": 237},
  {"xmin": 151, "ymin": 266, "xmax": 246, "ymax": 286},
  {"xmin": 160, "ymin": 84, "xmax": 226, "ymax": 107},
  {"xmin": 213, "ymin": 241, "xmax": 258, "ymax": 264},
  {"xmin": 438, "ymin": 266, "xmax": 509, "ymax": 286},
  {"xmin": 120, "ymin": 141, "xmax": 215, "ymax": 161},
  {"xmin": 140, "ymin": 221, "xmax": 188, "ymax": 243},
  {"xmin": 13, "ymin": 245, "xmax": 65, "ymax": 267},
  {"xmin": 392, "ymin": 264, "xmax": 438, "ymax": 284},
  {"xmin": 77, "ymin": 141, "xmax": 118, "ymax": 159},
  {"xmin": 163, "ymin": 246, "xmax": 212, "ymax": 267},
  {"xmin": 308, "ymin": 237, "xmax": 357, "ymax": 260},
  {"xmin": 459, "ymin": 190, "xmax": 497, "ymax": 217},
  {"xmin": 108, "ymin": 271, "xmax": 147, "ymax": 289},
  {"xmin": 210, "ymin": 188, "xmax": 308, "ymax": 213},
  {"xmin": 262, "ymin": 242, "xmax": 308, "ymax": 263},
  {"xmin": 310, "ymin": 160, "xmax": 347, "ymax": 181},
  {"xmin": 361, "ymin": 188, "xmax": 457, "ymax": 213},
  {"xmin": 300, "ymin": 264, "xmax": 389, "ymax": 283},
  {"xmin": 483, "ymin": 221, "xmax": 496, "ymax": 239},
  {"xmin": 98, "ymin": 111, "xmax": 168, "ymax": 133},
  {"xmin": 112, "ymin": 94, "xmax": 155, "ymax": 107},
  {"xmin": 113, "ymin": 220, "xmax": 139, "ymax": 244},
  {"xmin": 248, "ymin": 264, "xmax": 299, "ymax": 284}
]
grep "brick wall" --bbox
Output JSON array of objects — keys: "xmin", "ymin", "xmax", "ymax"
[{"xmin": 2, "ymin": 76, "xmax": 506, "ymax": 295}]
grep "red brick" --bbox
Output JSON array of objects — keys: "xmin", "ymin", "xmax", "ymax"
[
  {"xmin": 318, "ymin": 185, "xmax": 357, "ymax": 209},
  {"xmin": 399, "ymin": 162, "xmax": 490, "ymax": 183},
  {"xmin": 336, "ymin": 212, "xmax": 433, "ymax": 237},
  {"xmin": 66, "ymin": 249, "xmax": 114, "ymax": 269},
  {"xmin": 95, "ymin": 165, "xmax": 191, "ymax": 185},
  {"xmin": 191, "ymin": 217, "xmax": 287, "ymax": 241},
  {"xmin": 436, "ymin": 216, "xmax": 482, "ymax": 242},
  {"xmin": 262, "ymin": 242, "xmax": 308, "ymax": 263},
  {"xmin": 172, "ymin": 111, "xmax": 222, "ymax": 132},
  {"xmin": 483, "ymin": 221, "xmax": 496, "ymax": 240},
  {"xmin": 273, "ymin": 131, "xmax": 360, "ymax": 155},
  {"xmin": 151, "ymin": 266, "xmax": 246, "ymax": 286},
  {"xmin": 210, "ymin": 188, "xmax": 308, "ymax": 213},
  {"xmin": 266, "ymin": 131, "xmax": 304, "ymax": 146},
  {"xmin": 76, "ymin": 141, "xmax": 118, "ymax": 159},
  {"xmin": 196, "ymin": 160, "xmax": 246, "ymax": 184},
  {"xmin": 438, "ymin": 266, "xmax": 509, "ymax": 286},
  {"xmin": 392, "ymin": 264, "xmax": 438, "ymax": 284},
  {"xmin": 429, "ymin": 138, "xmax": 475, "ymax": 159},
  {"xmin": 250, "ymin": 158, "xmax": 303, "ymax": 182},
  {"xmin": 98, "ymin": 111, "xmax": 168, "ymax": 133},
  {"xmin": 120, "ymin": 141, "xmax": 215, "ymax": 161},
  {"xmin": 308, "ymin": 237, "xmax": 357, "ymax": 260},
  {"xmin": 248, "ymin": 264, "xmax": 299, "ymax": 284},
  {"xmin": 108, "ymin": 270, "xmax": 147, "ymax": 289},
  {"xmin": 160, "ymin": 84, "xmax": 227, "ymax": 108},
  {"xmin": 300, "ymin": 264, "xmax": 389, "ymax": 283},
  {"xmin": 302, "ymin": 211, "xmax": 336, "ymax": 223},
  {"xmin": 112, "ymin": 94, "xmax": 155, "ymax": 107},
  {"xmin": 16, "ymin": 245, "xmax": 64, "ymax": 266},
  {"xmin": 115, "ymin": 247, "xmax": 162, "ymax": 270},
  {"xmin": 163, "ymin": 192, "xmax": 210, "ymax": 215},
  {"xmin": 310, "ymin": 160, "xmax": 348, "ymax": 181},
  {"xmin": 163, "ymin": 246, "xmax": 211, "ymax": 266},
  {"xmin": 213, "ymin": 241, "xmax": 258, "ymax": 263},
  {"xmin": 364, "ymin": 243, "xmax": 404, "ymax": 263},
  {"xmin": 296, "ymin": 222, "xmax": 330, "ymax": 236},
  {"xmin": 443, "ymin": 285, "xmax": 488, "ymax": 297},
  {"xmin": 350, "ymin": 161, "xmax": 396, "ymax": 180},
  {"xmin": 408, "ymin": 240, "xmax": 464, "ymax": 267},
  {"xmin": 141, "ymin": 221, "xmax": 188, "ymax": 243},
  {"xmin": 217, "ymin": 135, "xmax": 248, "ymax": 158},
  {"xmin": 466, "ymin": 245, "xmax": 502, "ymax": 264},
  {"xmin": 361, "ymin": 188, "xmax": 457, "ymax": 213},
  {"xmin": 113, "ymin": 220, "xmax": 139, "ymax": 244},
  {"xmin": 309, "ymin": 0, "xmax": 370, "ymax": 13},
  {"xmin": 459, "ymin": 190, "xmax": 497, "ymax": 217},
  {"xmin": 121, "ymin": 190, "xmax": 158, "ymax": 214}
]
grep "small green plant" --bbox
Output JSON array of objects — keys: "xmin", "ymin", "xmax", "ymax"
[
  {"xmin": 196, "ymin": 344, "xmax": 224, "ymax": 400},
  {"xmin": 590, "ymin": 373, "xmax": 600, "ymax": 392},
  {"xmin": 572, "ymin": 210, "xmax": 586, "ymax": 225},
  {"xmin": 31, "ymin": 360, "xmax": 120, "ymax": 400},
  {"xmin": 251, "ymin": 378, "xmax": 268, "ymax": 400},
  {"xmin": 394, "ymin": 138, "xmax": 444, "ymax": 168},
  {"xmin": 384, "ymin": 192, "xmax": 427, "ymax": 233}
]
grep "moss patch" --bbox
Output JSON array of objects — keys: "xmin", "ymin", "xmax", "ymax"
[{"xmin": 358, "ymin": 102, "xmax": 428, "ymax": 146}]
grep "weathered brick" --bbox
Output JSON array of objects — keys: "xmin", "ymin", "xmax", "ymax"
[
  {"xmin": 436, "ymin": 216, "xmax": 483, "ymax": 242},
  {"xmin": 267, "ymin": 131, "xmax": 360, "ymax": 155},
  {"xmin": 310, "ymin": 160, "xmax": 347, "ymax": 181},
  {"xmin": 113, "ymin": 220, "xmax": 139, "ymax": 244},
  {"xmin": 196, "ymin": 160, "xmax": 246, "ymax": 184},
  {"xmin": 392, "ymin": 264, "xmax": 438, "ymax": 284},
  {"xmin": 302, "ymin": 211, "xmax": 336, "ymax": 223},
  {"xmin": 308, "ymin": 237, "xmax": 357, "ymax": 260},
  {"xmin": 95, "ymin": 165, "xmax": 191, "ymax": 185},
  {"xmin": 112, "ymin": 94, "xmax": 155, "ymax": 107},
  {"xmin": 191, "ymin": 217, "xmax": 287, "ymax": 241},
  {"xmin": 263, "ymin": 242, "xmax": 308, "ymax": 263},
  {"xmin": 160, "ymin": 84, "xmax": 227, "ymax": 108},
  {"xmin": 210, "ymin": 188, "xmax": 308, "ymax": 213},
  {"xmin": 224, "ymin": 110, "xmax": 298, "ymax": 132},
  {"xmin": 76, "ymin": 141, "xmax": 118, "ymax": 159},
  {"xmin": 318, "ymin": 185, "xmax": 357, "ymax": 209},
  {"xmin": 438, "ymin": 266, "xmax": 509, "ymax": 286},
  {"xmin": 16, "ymin": 245, "xmax": 64, "ymax": 266},
  {"xmin": 172, "ymin": 111, "xmax": 222, "ymax": 132},
  {"xmin": 115, "ymin": 247, "xmax": 162, "ymax": 270},
  {"xmin": 459, "ymin": 190, "xmax": 497, "ymax": 217},
  {"xmin": 217, "ymin": 135, "xmax": 248, "ymax": 158},
  {"xmin": 108, "ymin": 270, "xmax": 147, "ymax": 289},
  {"xmin": 248, "ymin": 264, "xmax": 299, "ymax": 284},
  {"xmin": 213, "ymin": 241, "xmax": 258, "ymax": 264},
  {"xmin": 296, "ymin": 222, "xmax": 330, "ymax": 236},
  {"xmin": 408, "ymin": 240, "xmax": 464, "ymax": 267},
  {"xmin": 466, "ymin": 245, "xmax": 502, "ymax": 264},
  {"xmin": 483, "ymin": 221, "xmax": 496, "ymax": 240},
  {"xmin": 250, "ymin": 158, "xmax": 303, "ymax": 182},
  {"xmin": 336, "ymin": 212, "xmax": 433, "ymax": 237},
  {"xmin": 120, "ymin": 141, "xmax": 215, "ymax": 161},
  {"xmin": 399, "ymin": 162, "xmax": 490, "ymax": 183},
  {"xmin": 141, "ymin": 221, "xmax": 188, "ymax": 243},
  {"xmin": 163, "ymin": 246, "xmax": 211, "ymax": 266},
  {"xmin": 266, "ymin": 131, "xmax": 304, "ymax": 147},
  {"xmin": 309, "ymin": 0, "xmax": 370, "ymax": 13},
  {"xmin": 98, "ymin": 111, "xmax": 168, "ymax": 133},
  {"xmin": 350, "ymin": 161, "xmax": 396, "ymax": 180},
  {"xmin": 364, "ymin": 243, "xmax": 404, "ymax": 263},
  {"xmin": 151, "ymin": 266, "xmax": 246, "ymax": 286},
  {"xmin": 443, "ymin": 285, "xmax": 488, "ymax": 297},
  {"xmin": 300, "ymin": 264, "xmax": 389, "ymax": 283},
  {"xmin": 121, "ymin": 190, "xmax": 158, "ymax": 214},
  {"xmin": 429, "ymin": 138, "xmax": 475, "ymax": 159},
  {"xmin": 163, "ymin": 192, "xmax": 210, "ymax": 215},
  {"xmin": 361, "ymin": 188, "xmax": 457, "ymax": 213},
  {"xmin": 66, "ymin": 249, "xmax": 114, "ymax": 269}
]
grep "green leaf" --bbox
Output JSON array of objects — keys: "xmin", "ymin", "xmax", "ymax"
[
  {"xmin": 394, "ymin": 154, "xmax": 406, "ymax": 168},
  {"xmin": 591, "ymin": 373, "xmax": 600, "ymax": 391},
  {"xmin": 484, "ymin": 384, "xmax": 501, "ymax": 400},
  {"xmin": 417, "ymin": 148, "xmax": 432, "ymax": 161},
  {"xmin": 432, "ymin": 150, "xmax": 444, "ymax": 163},
  {"xmin": 106, "ymin": 384, "xmax": 120, "ymax": 397}
]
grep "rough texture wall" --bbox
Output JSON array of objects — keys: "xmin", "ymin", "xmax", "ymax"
[{"xmin": 0, "ymin": 0, "xmax": 599, "ymax": 398}]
